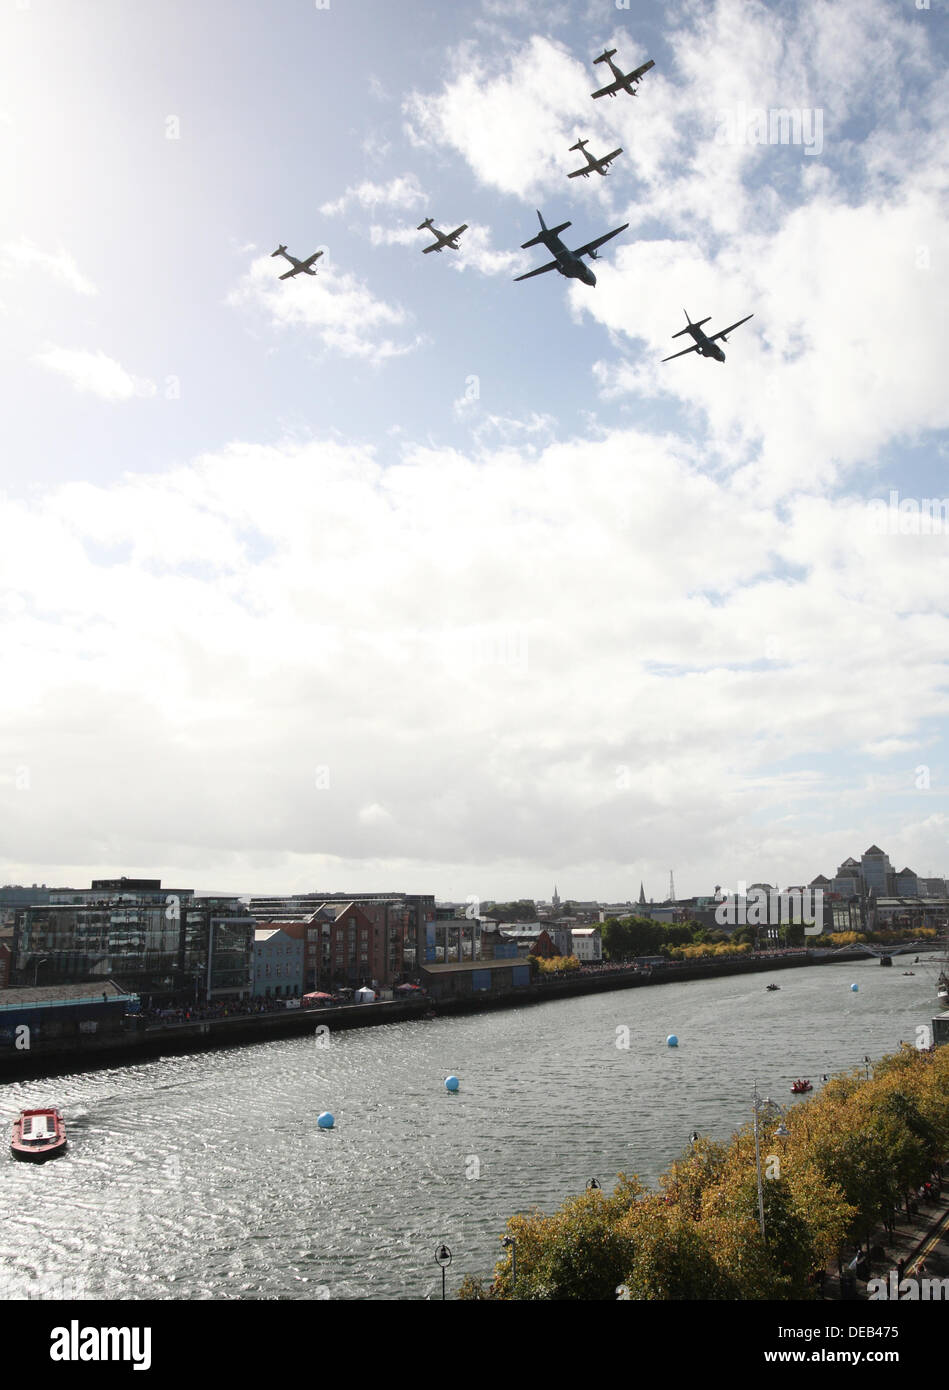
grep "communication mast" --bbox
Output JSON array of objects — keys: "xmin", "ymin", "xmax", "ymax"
[{"xmin": 668, "ymin": 870, "xmax": 676, "ymax": 903}]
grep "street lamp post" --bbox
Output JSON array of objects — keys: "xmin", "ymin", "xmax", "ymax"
[
  {"xmin": 33, "ymin": 957, "xmax": 49, "ymax": 987},
  {"xmin": 753, "ymin": 1085, "xmax": 792, "ymax": 1242},
  {"xmin": 502, "ymin": 1235, "xmax": 517, "ymax": 1291},
  {"xmin": 434, "ymin": 1243, "xmax": 452, "ymax": 1301},
  {"xmin": 753, "ymin": 1081, "xmax": 767, "ymax": 1239}
]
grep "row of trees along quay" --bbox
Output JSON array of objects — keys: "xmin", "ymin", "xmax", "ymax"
[
  {"xmin": 597, "ymin": 915, "xmax": 943, "ymax": 959},
  {"xmin": 458, "ymin": 1046, "xmax": 949, "ymax": 1300}
]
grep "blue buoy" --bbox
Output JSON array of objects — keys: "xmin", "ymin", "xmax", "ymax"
[
  {"xmin": 666, "ymin": 1034, "xmax": 679, "ymax": 1048},
  {"xmin": 445, "ymin": 1075, "xmax": 460, "ymax": 1092},
  {"xmin": 850, "ymin": 983, "xmax": 859, "ymax": 992},
  {"xmin": 317, "ymin": 1111, "xmax": 335, "ymax": 1129}
]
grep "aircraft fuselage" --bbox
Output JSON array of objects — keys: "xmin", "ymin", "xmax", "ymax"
[
  {"xmin": 689, "ymin": 329, "xmax": 725, "ymax": 361},
  {"xmin": 545, "ymin": 237, "xmax": 597, "ymax": 286}
]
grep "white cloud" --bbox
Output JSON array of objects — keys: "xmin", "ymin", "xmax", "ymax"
[
  {"xmin": 2, "ymin": 427, "xmax": 948, "ymax": 894},
  {"xmin": 226, "ymin": 255, "xmax": 422, "ymax": 365},
  {"xmin": 320, "ymin": 174, "xmax": 427, "ymax": 217},
  {"xmin": 33, "ymin": 347, "xmax": 156, "ymax": 401},
  {"xmin": 0, "ymin": 241, "xmax": 97, "ymax": 295},
  {"xmin": 369, "ymin": 224, "xmax": 422, "ymax": 248}
]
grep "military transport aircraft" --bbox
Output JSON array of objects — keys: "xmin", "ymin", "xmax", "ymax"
[
  {"xmin": 271, "ymin": 245, "xmax": 323, "ymax": 279},
  {"xmin": 567, "ymin": 138, "xmax": 624, "ymax": 178},
  {"xmin": 514, "ymin": 210, "xmax": 629, "ymax": 287},
  {"xmin": 417, "ymin": 217, "xmax": 468, "ymax": 253},
  {"xmin": 661, "ymin": 309, "xmax": 754, "ymax": 362},
  {"xmin": 591, "ymin": 49, "xmax": 655, "ymax": 99}
]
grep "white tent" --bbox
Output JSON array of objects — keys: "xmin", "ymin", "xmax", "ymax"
[{"xmin": 355, "ymin": 987, "xmax": 376, "ymax": 1004}]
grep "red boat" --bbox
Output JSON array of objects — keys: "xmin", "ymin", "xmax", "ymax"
[
  {"xmin": 790, "ymin": 1080, "xmax": 813, "ymax": 1094},
  {"xmin": 10, "ymin": 1108, "xmax": 67, "ymax": 1162}
]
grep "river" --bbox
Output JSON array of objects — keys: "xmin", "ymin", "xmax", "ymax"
[{"xmin": 0, "ymin": 959, "xmax": 938, "ymax": 1300}]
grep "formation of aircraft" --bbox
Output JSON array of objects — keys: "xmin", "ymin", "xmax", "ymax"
[
  {"xmin": 270, "ymin": 245, "xmax": 322, "ymax": 279},
  {"xmin": 416, "ymin": 217, "xmax": 468, "ymax": 253},
  {"xmin": 566, "ymin": 138, "xmax": 624, "ymax": 179},
  {"xmin": 661, "ymin": 309, "xmax": 755, "ymax": 363},
  {"xmin": 514, "ymin": 210, "xmax": 629, "ymax": 287},
  {"xmin": 591, "ymin": 48, "xmax": 655, "ymax": 99},
  {"xmin": 270, "ymin": 44, "xmax": 756, "ymax": 363}
]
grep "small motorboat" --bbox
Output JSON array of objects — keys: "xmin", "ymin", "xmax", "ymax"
[
  {"xmin": 10, "ymin": 1108, "xmax": 67, "ymax": 1162},
  {"xmin": 790, "ymin": 1080, "xmax": 813, "ymax": 1094},
  {"xmin": 766, "ymin": 983, "xmax": 780, "ymax": 991},
  {"xmin": 903, "ymin": 971, "xmax": 915, "ymax": 977}
]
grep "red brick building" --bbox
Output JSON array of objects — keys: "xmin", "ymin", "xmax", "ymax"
[
  {"xmin": 247, "ymin": 893, "xmax": 430, "ymax": 988},
  {"xmin": 267, "ymin": 903, "xmax": 383, "ymax": 992}
]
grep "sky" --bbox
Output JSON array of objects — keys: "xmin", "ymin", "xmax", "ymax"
[{"xmin": 1, "ymin": 0, "xmax": 947, "ymax": 903}]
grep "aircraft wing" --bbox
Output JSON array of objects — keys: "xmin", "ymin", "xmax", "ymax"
[
  {"xmin": 279, "ymin": 268, "xmax": 298, "ymax": 280},
  {"xmin": 421, "ymin": 242, "xmax": 441, "ymax": 253},
  {"xmin": 572, "ymin": 223, "xmax": 629, "ymax": 260},
  {"xmin": 513, "ymin": 258, "xmax": 560, "ymax": 282},
  {"xmin": 302, "ymin": 251, "xmax": 323, "ymax": 269},
  {"xmin": 601, "ymin": 147, "xmax": 623, "ymax": 167},
  {"xmin": 661, "ymin": 343, "xmax": 700, "ymax": 362},
  {"xmin": 709, "ymin": 312, "xmax": 754, "ymax": 342},
  {"xmin": 447, "ymin": 224, "xmax": 467, "ymax": 241},
  {"xmin": 629, "ymin": 59, "xmax": 655, "ymax": 83},
  {"xmin": 591, "ymin": 77, "xmax": 621, "ymax": 99},
  {"xmin": 567, "ymin": 165, "xmax": 590, "ymax": 179}
]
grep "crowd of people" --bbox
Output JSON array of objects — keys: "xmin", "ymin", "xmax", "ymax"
[{"xmin": 137, "ymin": 998, "xmax": 284, "ymax": 1026}]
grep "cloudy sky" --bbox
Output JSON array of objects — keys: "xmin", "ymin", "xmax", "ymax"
[{"xmin": 1, "ymin": 0, "xmax": 947, "ymax": 903}]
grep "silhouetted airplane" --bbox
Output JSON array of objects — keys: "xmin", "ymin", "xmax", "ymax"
[
  {"xmin": 567, "ymin": 138, "xmax": 624, "ymax": 178},
  {"xmin": 514, "ymin": 210, "xmax": 629, "ymax": 288},
  {"xmin": 591, "ymin": 49, "xmax": 655, "ymax": 99},
  {"xmin": 662, "ymin": 308, "xmax": 754, "ymax": 362},
  {"xmin": 271, "ymin": 245, "xmax": 322, "ymax": 279},
  {"xmin": 417, "ymin": 217, "xmax": 468, "ymax": 253}
]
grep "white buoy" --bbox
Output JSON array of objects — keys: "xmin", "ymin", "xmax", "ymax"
[{"xmin": 666, "ymin": 1034, "xmax": 679, "ymax": 1048}]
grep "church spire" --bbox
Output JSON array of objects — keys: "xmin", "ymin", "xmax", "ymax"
[{"xmin": 638, "ymin": 881, "xmax": 646, "ymax": 905}]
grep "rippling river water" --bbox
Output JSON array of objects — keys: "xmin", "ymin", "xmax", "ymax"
[{"xmin": 0, "ymin": 960, "xmax": 938, "ymax": 1300}]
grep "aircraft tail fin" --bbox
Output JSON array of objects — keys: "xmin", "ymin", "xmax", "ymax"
[
  {"xmin": 521, "ymin": 213, "xmax": 570, "ymax": 249},
  {"xmin": 569, "ymin": 139, "xmax": 588, "ymax": 152},
  {"xmin": 672, "ymin": 309, "xmax": 710, "ymax": 337},
  {"xmin": 594, "ymin": 48, "xmax": 617, "ymax": 64},
  {"xmin": 271, "ymin": 245, "xmax": 287, "ymax": 257},
  {"xmin": 416, "ymin": 218, "xmax": 434, "ymax": 231}
]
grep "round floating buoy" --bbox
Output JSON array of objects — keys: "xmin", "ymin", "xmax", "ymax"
[
  {"xmin": 666, "ymin": 1034, "xmax": 679, "ymax": 1048},
  {"xmin": 317, "ymin": 1111, "xmax": 335, "ymax": 1129},
  {"xmin": 445, "ymin": 1075, "xmax": 460, "ymax": 1092},
  {"xmin": 850, "ymin": 984, "xmax": 859, "ymax": 993}
]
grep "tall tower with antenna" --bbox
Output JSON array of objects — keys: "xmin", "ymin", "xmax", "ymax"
[{"xmin": 668, "ymin": 870, "xmax": 676, "ymax": 903}]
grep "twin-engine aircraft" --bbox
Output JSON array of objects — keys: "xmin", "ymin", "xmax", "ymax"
[
  {"xmin": 591, "ymin": 49, "xmax": 655, "ymax": 99},
  {"xmin": 271, "ymin": 245, "xmax": 323, "ymax": 279},
  {"xmin": 567, "ymin": 138, "xmax": 624, "ymax": 179},
  {"xmin": 417, "ymin": 217, "xmax": 468, "ymax": 253},
  {"xmin": 661, "ymin": 309, "xmax": 754, "ymax": 363},
  {"xmin": 514, "ymin": 210, "xmax": 629, "ymax": 288}
]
